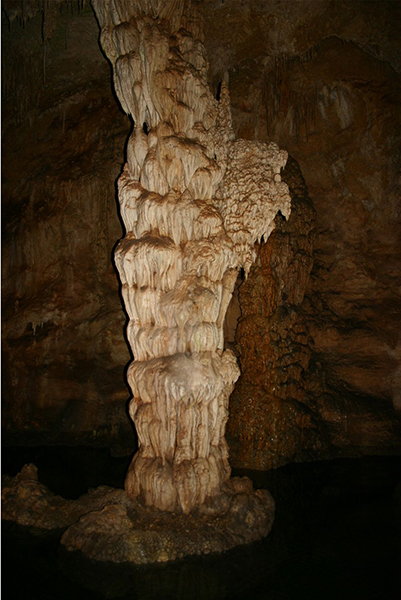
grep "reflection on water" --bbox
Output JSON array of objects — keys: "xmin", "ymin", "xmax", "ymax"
[{"xmin": 2, "ymin": 449, "xmax": 401, "ymax": 600}]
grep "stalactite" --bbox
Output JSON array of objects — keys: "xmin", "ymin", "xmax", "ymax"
[
  {"xmin": 265, "ymin": 51, "xmax": 319, "ymax": 141},
  {"xmin": 92, "ymin": 0, "xmax": 291, "ymax": 513},
  {"xmin": 3, "ymin": 0, "xmax": 90, "ymax": 41}
]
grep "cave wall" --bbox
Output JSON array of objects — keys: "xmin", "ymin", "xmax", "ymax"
[
  {"xmin": 2, "ymin": 4, "xmax": 132, "ymax": 450},
  {"xmin": 205, "ymin": 0, "xmax": 401, "ymax": 465},
  {"xmin": 2, "ymin": 0, "xmax": 401, "ymax": 461}
]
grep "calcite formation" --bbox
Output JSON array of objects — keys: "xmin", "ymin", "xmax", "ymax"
[
  {"xmin": 227, "ymin": 157, "xmax": 326, "ymax": 470},
  {"xmin": 2, "ymin": 463, "xmax": 275, "ymax": 563},
  {"xmin": 92, "ymin": 0, "xmax": 291, "ymax": 514}
]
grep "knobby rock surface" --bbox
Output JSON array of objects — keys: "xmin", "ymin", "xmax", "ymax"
[{"xmin": 92, "ymin": 0, "xmax": 290, "ymax": 513}]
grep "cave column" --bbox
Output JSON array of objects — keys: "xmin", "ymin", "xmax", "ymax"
[{"xmin": 92, "ymin": 0, "xmax": 291, "ymax": 513}]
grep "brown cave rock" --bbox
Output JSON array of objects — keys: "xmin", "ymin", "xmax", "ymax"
[
  {"xmin": 227, "ymin": 155, "xmax": 328, "ymax": 469},
  {"xmin": 2, "ymin": 0, "xmax": 401, "ymax": 466},
  {"xmin": 2, "ymin": 4, "xmax": 133, "ymax": 450}
]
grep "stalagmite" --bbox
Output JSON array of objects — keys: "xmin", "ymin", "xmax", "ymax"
[{"xmin": 92, "ymin": 0, "xmax": 291, "ymax": 514}]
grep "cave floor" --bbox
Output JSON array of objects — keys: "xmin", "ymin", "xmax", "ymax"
[{"xmin": 2, "ymin": 448, "xmax": 401, "ymax": 600}]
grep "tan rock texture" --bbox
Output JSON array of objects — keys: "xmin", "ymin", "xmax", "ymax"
[
  {"xmin": 2, "ymin": 463, "xmax": 274, "ymax": 564},
  {"xmin": 91, "ymin": 0, "xmax": 290, "ymax": 511}
]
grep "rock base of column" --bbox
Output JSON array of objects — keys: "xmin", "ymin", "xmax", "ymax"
[
  {"xmin": 2, "ymin": 464, "xmax": 274, "ymax": 565},
  {"xmin": 61, "ymin": 480, "xmax": 275, "ymax": 564}
]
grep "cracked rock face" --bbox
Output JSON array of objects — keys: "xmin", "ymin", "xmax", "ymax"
[{"xmin": 92, "ymin": 0, "xmax": 290, "ymax": 513}]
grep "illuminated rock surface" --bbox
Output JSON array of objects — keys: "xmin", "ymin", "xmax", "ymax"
[{"xmin": 91, "ymin": 0, "xmax": 290, "ymax": 514}]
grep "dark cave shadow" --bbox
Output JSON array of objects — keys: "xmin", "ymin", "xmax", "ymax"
[{"xmin": 3, "ymin": 455, "xmax": 400, "ymax": 600}]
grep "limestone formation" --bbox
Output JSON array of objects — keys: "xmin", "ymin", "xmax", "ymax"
[
  {"xmin": 2, "ymin": 463, "xmax": 274, "ymax": 563},
  {"xmin": 92, "ymin": 0, "xmax": 291, "ymax": 513},
  {"xmin": 227, "ymin": 156, "xmax": 325, "ymax": 470}
]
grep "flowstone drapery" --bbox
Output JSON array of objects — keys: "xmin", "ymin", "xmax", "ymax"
[{"xmin": 92, "ymin": 0, "xmax": 291, "ymax": 514}]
